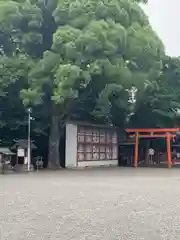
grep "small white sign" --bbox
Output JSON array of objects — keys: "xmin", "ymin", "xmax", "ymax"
[
  {"xmin": 24, "ymin": 157, "xmax": 28, "ymax": 164},
  {"xmin": 17, "ymin": 148, "xmax": 25, "ymax": 157},
  {"xmin": 148, "ymin": 148, "xmax": 155, "ymax": 156}
]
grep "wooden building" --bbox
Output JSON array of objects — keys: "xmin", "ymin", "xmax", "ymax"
[
  {"xmin": 65, "ymin": 122, "xmax": 118, "ymax": 168},
  {"xmin": 11, "ymin": 139, "xmax": 37, "ymax": 166}
]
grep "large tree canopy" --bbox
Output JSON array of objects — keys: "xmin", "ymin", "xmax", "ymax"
[
  {"xmin": 128, "ymin": 56, "xmax": 180, "ymax": 128},
  {"xmin": 0, "ymin": 0, "xmax": 169, "ymax": 168}
]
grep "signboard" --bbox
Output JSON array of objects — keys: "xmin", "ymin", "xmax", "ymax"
[
  {"xmin": 148, "ymin": 148, "xmax": 155, "ymax": 156},
  {"xmin": 17, "ymin": 148, "xmax": 25, "ymax": 157},
  {"xmin": 24, "ymin": 157, "xmax": 28, "ymax": 164}
]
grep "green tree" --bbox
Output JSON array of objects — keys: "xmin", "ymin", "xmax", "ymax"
[
  {"xmin": 0, "ymin": 0, "xmax": 164, "ymax": 168},
  {"xmin": 0, "ymin": 55, "xmax": 31, "ymax": 143},
  {"xmin": 128, "ymin": 56, "xmax": 180, "ymax": 128}
]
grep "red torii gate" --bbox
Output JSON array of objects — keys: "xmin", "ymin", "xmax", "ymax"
[{"xmin": 125, "ymin": 128, "xmax": 180, "ymax": 168}]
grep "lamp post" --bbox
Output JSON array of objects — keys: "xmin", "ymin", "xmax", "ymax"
[{"xmin": 27, "ymin": 108, "xmax": 32, "ymax": 171}]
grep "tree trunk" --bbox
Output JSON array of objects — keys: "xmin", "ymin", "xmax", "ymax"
[{"xmin": 48, "ymin": 104, "xmax": 60, "ymax": 169}]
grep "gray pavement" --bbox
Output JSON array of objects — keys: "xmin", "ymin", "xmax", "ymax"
[{"xmin": 1, "ymin": 167, "xmax": 180, "ymax": 240}]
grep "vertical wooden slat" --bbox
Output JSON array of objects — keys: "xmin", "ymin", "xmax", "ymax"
[
  {"xmin": 166, "ymin": 134, "xmax": 172, "ymax": 168},
  {"xmin": 134, "ymin": 132, "xmax": 139, "ymax": 168}
]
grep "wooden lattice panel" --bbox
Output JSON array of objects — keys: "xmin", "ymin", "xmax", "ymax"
[{"xmin": 77, "ymin": 125, "xmax": 118, "ymax": 162}]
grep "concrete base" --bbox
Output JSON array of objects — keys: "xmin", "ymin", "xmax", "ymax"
[{"xmin": 77, "ymin": 160, "xmax": 118, "ymax": 168}]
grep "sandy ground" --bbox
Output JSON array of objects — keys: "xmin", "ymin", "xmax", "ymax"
[{"xmin": 1, "ymin": 167, "xmax": 180, "ymax": 240}]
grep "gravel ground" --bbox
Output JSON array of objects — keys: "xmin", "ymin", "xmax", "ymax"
[{"xmin": 1, "ymin": 167, "xmax": 180, "ymax": 240}]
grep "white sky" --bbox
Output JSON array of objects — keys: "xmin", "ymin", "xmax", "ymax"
[{"xmin": 143, "ymin": 0, "xmax": 180, "ymax": 57}]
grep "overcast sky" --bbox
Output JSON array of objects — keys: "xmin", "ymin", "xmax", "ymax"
[{"xmin": 143, "ymin": 0, "xmax": 180, "ymax": 57}]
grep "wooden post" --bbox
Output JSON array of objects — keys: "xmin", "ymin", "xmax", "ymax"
[
  {"xmin": 134, "ymin": 132, "xmax": 139, "ymax": 168},
  {"xmin": 145, "ymin": 140, "xmax": 150, "ymax": 165},
  {"xmin": 166, "ymin": 133, "xmax": 172, "ymax": 168}
]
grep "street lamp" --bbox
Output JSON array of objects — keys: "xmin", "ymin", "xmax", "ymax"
[{"xmin": 27, "ymin": 108, "xmax": 32, "ymax": 171}]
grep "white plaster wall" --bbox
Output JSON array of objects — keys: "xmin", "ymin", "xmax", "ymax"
[
  {"xmin": 78, "ymin": 160, "xmax": 118, "ymax": 168},
  {"xmin": 65, "ymin": 123, "xmax": 77, "ymax": 168}
]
